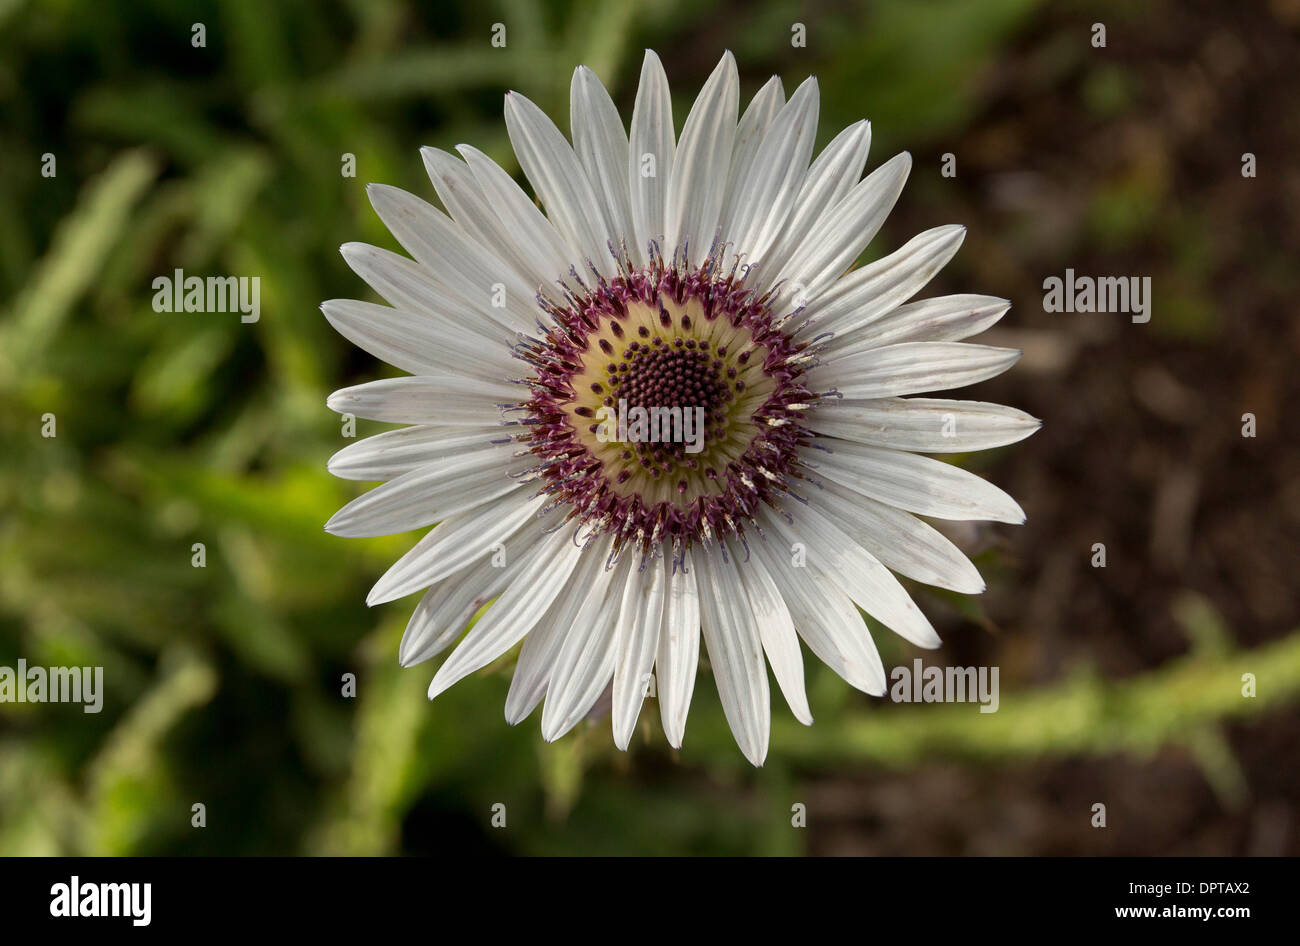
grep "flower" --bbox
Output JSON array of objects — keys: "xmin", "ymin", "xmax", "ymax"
[{"xmin": 323, "ymin": 50, "xmax": 1039, "ymax": 765}]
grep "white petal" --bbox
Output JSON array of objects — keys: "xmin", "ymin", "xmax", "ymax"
[
  {"xmin": 694, "ymin": 548, "xmax": 770, "ymax": 766},
  {"xmin": 732, "ymin": 541, "xmax": 813, "ymax": 725},
  {"xmin": 773, "ymin": 152, "xmax": 911, "ymax": 311},
  {"xmin": 421, "ymin": 146, "xmax": 566, "ymax": 299},
  {"xmin": 764, "ymin": 501, "xmax": 940, "ymax": 649},
  {"xmin": 420, "ymin": 147, "xmax": 505, "ymax": 251},
  {"xmin": 754, "ymin": 120, "xmax": 871, "ymax": 295},
  {"xmin": 723, "ymin": 77, "xmax": 819, "ymax": 268},
  {"xmin": 427, "ymin": 528, "xmax": 586, "ymax": 699},
  {"xmin": 831, "ymin": 294, "xmax": 1012, "ymax": 355},
  {"xmin": 627, "ymin": 50, "xmax": 675, "ymax": 267},
  {"xmin": 813, "ymin": 342, "xmax": 1021, "ymax": 399},
  {"xmin": 326, "ymin": 376, "xmax": 516, "ymax": 425},
  {"xmin": 397, "ymin": 512, "xmax": 548, "ymax": 667},
  {"xmin": 504, "ymin": 91, "xmax": 614, "ymax": 276},
  {"xmin": 814, "ymin": 439, "xmax": 1026, "ymax": 523},
  {"xmin": 364, "ymin": 186, "xmax": 535, "ymax": 333},
  {"xmin": 327, "ymin": 424, "xmax": 507, "ymax": 481},
  {"xmin": 368, "ymin": 493, "xmax": 545, "ymax": 604},
  {"xmin": 321, "ymin": 298, "xmax": 513, "ymax": 380},
  {"xmin": 664, "ymin": 52, "xmax": 738, "ymax": 265},
  {"xmin": 807, "ymin": 478, "xmax": 985, "ymax": 594},
  {"xmin": 324, "ymin": 440, "xmax": 528, "ymax": 537},
  {"xmin": 455, "ymin": 144, "xmax": 577, "ymax": 296},
  {"xmin": 571, "ymin": 66, "xmax": 634, "ymax": 260},
  {"xmin": 541, "ymin": 545, "xmax": 632, "ymax": 741},
  {"xmin": 656, "ymin": 547, "xmax": 701, "ymax": 748},
  {"xmin": 505, "ymin": 533, "xmax": 617, "ymax": 724},
  {"xmin": 798, "ymin": 225, "xmax": 966, "ymax": 345},
  {"xmin": 611, "ymin": 555, "xmax": 667, "ymax": 749},
  {"xmin": 750, "ymin": 533, "xmax": 886, "ymax": 695},
  {"xmin": 723, "ymin": 75, "xmax": 785, "ymax": 205},
  {"xmin": 808, "ymin": 396, "xmax": 1041, "ymax": 453},
  {"xmin": 398, "ymin": 567, "xmax": 514, "ymax": 668},
  {"xmin": 339, "ymin": 242, "xmax": 514, "ymax": 347}
]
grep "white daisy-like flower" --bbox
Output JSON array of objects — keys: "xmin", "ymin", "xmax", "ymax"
[{"xmin": 324, "ymin": 50, "xmax": 1039, "ymax": 765}]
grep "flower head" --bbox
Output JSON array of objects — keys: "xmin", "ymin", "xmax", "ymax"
[{"xmin": 324, "ymin": 51, "xmax": 1039, "ymax": 764}]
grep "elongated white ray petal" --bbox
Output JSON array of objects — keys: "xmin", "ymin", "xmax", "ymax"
[
  {"xmin": 808, "ymin": 397, "xmax": 1041, "ymax": 453},
  {"xmin": 326, "ymin": 375, "xmax": 516, "ymax": 425},
  {"xmin": 753, "ymin": 119, "xmax": 871, "ymax": 294},
  {"xmin": 398, "ymin": 566, "xmax": 514, "ymax": 668},
  {"xmin": 664, "ymin": 52, "xmax": 738, "ymax": 266},
  {"xmin": 750, "ymin": 532, "xmax": 886, "ymax": 695},
  {"xmin": 830, "ymin": 294, "xmax": 1012, "ymax": 356},
  {"xmin": 541, "ymin": 548, "xmax": 633, "ymax": 741},
  {"xmin": 504, "ymin": 91, "xmax": 614, "ymax": 276},
  {"xmin": 427, "ymin": 528, "xmax": 586, "ymax": 699},
  {"xmin": 813, "ymin": 342, "xmax": 1021, "ymax": 400},
  {"xmin": 325, "ymin": 441, "xmax": 529, "ymax": 537},
  {"xmin": 327, "ymin": 424, "xmax": 508, "ymax": 482},
  {"xmin": 320, "ymin": 298, "xmax": 514, "ymax": 381},
  {"xmin": 773, "ymin": 151, "xmax": 911, "ymax": 310},
  {"xmin": 808, "ymin": 478, "xmax": 985, "ymax": 594},
  {"xmin": 421, "ymin": 146, "xmax": 566, "ymax": 300},
  {"xmin": 364, "ymin": 185, "xmax": 536, "ymax": 333},
  {"xmin": 815, "ymin": 439, "xmax": 1025, "ymax": 523},
  {"xmin": 798, "ymin": 225, "xmax": 966, "ymax": 343},
  {"xmin": 656, "ymin": 549, "xmax": 701, "ymax": 748},
  {"xmin": 724, "ymin": 77, "xmax": 819, "ymax": 268},
  {"xmin": 368, "ymin": 494, "xmax": 546, "ymax": 605},
  {"xmin": 419, "ymin": 146, "xmax": 507, "ymax": 251},
  {"xmin": 339, "ymin": 242, "xmax": 514, "ymax": 346},
  {"xmin": 571, "ymin": 66, "xmax": 635, "ymax": 261},
  {"xmin": 731, "ymin": 541, "xmax": 813, "ymax": 725},
  {"xmin": 764, "ymin": 501, "xmax": 940, "ymax": 649},
  {"xmin": 694, "ymin": 548, "xmax": 770, "ymax": 766},
  {"xmin": 723, "ymin": 75, "xmax": 785, "ymax": 208},
  {"xmin": 454, "ymin": 144, "xmax": 577, "ymax": 295},
  {"xmin": 505, "ymin": 533, "xmax": 617, "ymax": 724},
  {"xmin": 627, "ymin": 50, "xmax": 675, "ymax": 268},
  {"xmin": 397, "ymin": 512, "xmax": 547, "ymax": 667},
  {"xmin": 612, "ymin": 554, "xmax": 667, "ymax": 749}
]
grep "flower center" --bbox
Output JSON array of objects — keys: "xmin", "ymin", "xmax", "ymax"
[
  {"xmin": 564, "ymin": 294, "xmax": 776, "ymax": 506},
  {"xmin": 516, "ymin": 253, "xmax": 819, "ymax": 552}
]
